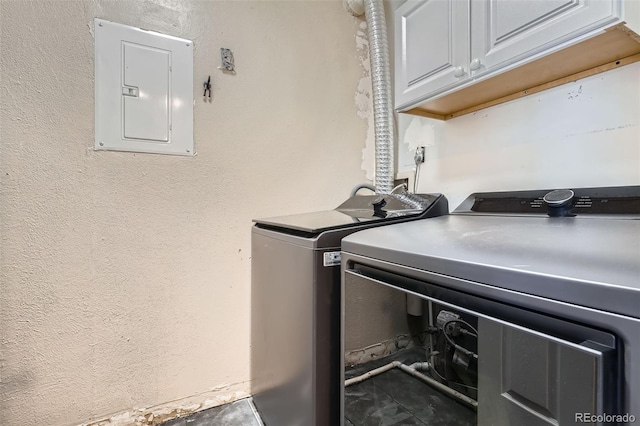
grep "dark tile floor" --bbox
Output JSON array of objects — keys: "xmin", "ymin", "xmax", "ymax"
[
  {"xmin": 344, "ymin": 347, "xmax": 476, "ymax": 426},
  {"xmin": 163, "ymin": 348, "xmax": 475, "ymax": 426},
  {"xmin": 162, "ymin": 398, "xmax": 262, "ymax": 426}
]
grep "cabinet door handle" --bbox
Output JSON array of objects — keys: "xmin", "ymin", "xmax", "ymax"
[
  {"xmin": 470, "ymin": 58, "xmax": 482, "ymax": 71},
  {"xmin": 454, "ymin": 66, "xmax": 466, "ymax": 78}
]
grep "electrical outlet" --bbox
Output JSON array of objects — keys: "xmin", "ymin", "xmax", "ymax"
[{"xmin": 414, "ymin": 146, "xmax": 425, "ymax": 164}]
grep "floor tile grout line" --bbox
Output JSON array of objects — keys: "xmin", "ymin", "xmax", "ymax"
[
  {"xmin": 353, "ymin": 377, "xmax": 411, "ymax": 425},
  {"xmin": 371, "ymin": 370, "xmax": 431, "ymax": 424},
  {"xmin": 370, "ymin": 373, "xmax": 430, "ymax": 426},
  {"xmin": 348, "ymin": 369, "xmax": 442, "ymax": 426}
]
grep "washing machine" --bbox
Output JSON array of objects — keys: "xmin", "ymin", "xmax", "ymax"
[{"xmin": 251, "ymin": 192, "xmax": 449, "ymax": 425}]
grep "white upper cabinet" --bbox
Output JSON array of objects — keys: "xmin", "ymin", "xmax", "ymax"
[
  {"xmin": 471, "ymin": 0, "xmax": 622, "ymax": 75},
  {"xmin": 393, "ymin": 0, "xmax": 638, "ymax": 119},
  {"xmin": 395, "ymin": 0, "xmax": 470, "ymax": 108}
]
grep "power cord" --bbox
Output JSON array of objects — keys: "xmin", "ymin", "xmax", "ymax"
[
  {"xmin": 442, "ymin": 319, "xmax": 479, "ymax": 360},
  {"xmin": 413, "ymin": 146, "xmax": 425, "ymax": 193}
]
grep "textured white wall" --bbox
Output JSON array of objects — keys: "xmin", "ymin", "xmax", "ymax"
[
  {"xmin": 398, "ymin": 62, "xmax": 640, "ymax": 207},
  {"xmin": 0, "ymin": 1, "xmax": 367, "ymax": 425}
]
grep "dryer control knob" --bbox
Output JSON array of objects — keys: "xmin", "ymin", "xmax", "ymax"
[
  {"xmin": 543, "ymin": 189, "xmax": 575, "ymax": 206},
  {"xmin": 543, "ymin": 189, "xmax": 575, "ymax": 217}
]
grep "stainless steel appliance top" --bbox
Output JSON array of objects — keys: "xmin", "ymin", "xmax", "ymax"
[
  {"xmin": 342, "ymin": 186, "xmax": 640, "ymax": 318},
  {"xmin": 253, "ymin": 193, "xmax": 444, "ymax": 235}
]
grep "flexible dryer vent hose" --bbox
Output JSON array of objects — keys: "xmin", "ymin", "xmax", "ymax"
[
  {"xmin": 365, "ymin": 0, "xmax": 395, "ymax": 194},
  {"xmin": 346, "ymin": 0, "xmax": 394, "ymax": 194}
]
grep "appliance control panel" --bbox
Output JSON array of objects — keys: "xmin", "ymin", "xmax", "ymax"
[{"xmin": 454, "ymin": 186, "xmax": 640, "ymax": 218}]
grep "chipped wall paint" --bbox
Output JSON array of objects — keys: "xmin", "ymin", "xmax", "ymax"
[
  {"xmin": 403, "ymin": 62, "xmax": 640, "ymax": 208},
  {"xmin": 355, "ymin": 20, "xmax": 376, "ymax": 181},
  {"xmin": 344, "ymin": 336, "xmax": 412, "ymax": 367},
  {"xmin": 397, "ymin": 117, "xmax": 436, "ymax": 173},
  {"xmin": 84, "ymin": 387, "xmax": 248, "ymax": 426},
  {"xmin": 0, "ymin": 1, "xmax": 367, "ymax": 425}
]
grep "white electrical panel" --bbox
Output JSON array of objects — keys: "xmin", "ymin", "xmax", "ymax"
[{"xmin": 95, "ymin": 19, "xmax": 194, "ymax": 156}]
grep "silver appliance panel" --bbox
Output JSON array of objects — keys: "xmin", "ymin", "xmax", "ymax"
[
  {"xmin": 341, "ymin": 215, "xmax": 640, "ymax": 319},
  {"xmin": 341, "ymin": 254, "xmax": 640, "ymax": 426},
  {"xmin": 253, "ymin": 193, "xmax": 444, "ymax": 235}
]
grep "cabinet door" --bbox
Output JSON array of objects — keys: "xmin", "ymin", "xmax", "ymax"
[
  {"xmin": 478, "ymin": 317, "xmax": 616, "ymax": 426},
  {"xmin": 394, "ymin": 0, "xmax": 470, "ymax": 109},
  {"xmin": 471, "ymin": 0, "xmax": 622, "ymax": 74}
]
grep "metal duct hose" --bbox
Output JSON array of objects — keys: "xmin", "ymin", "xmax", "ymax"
[
  {"xmin": 364, "ymin": 0, "xmax": 394, "ymax": 194},
  {"xmin": 392, "ymin": 191, "xmax": 433, "ymax": 210}
]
